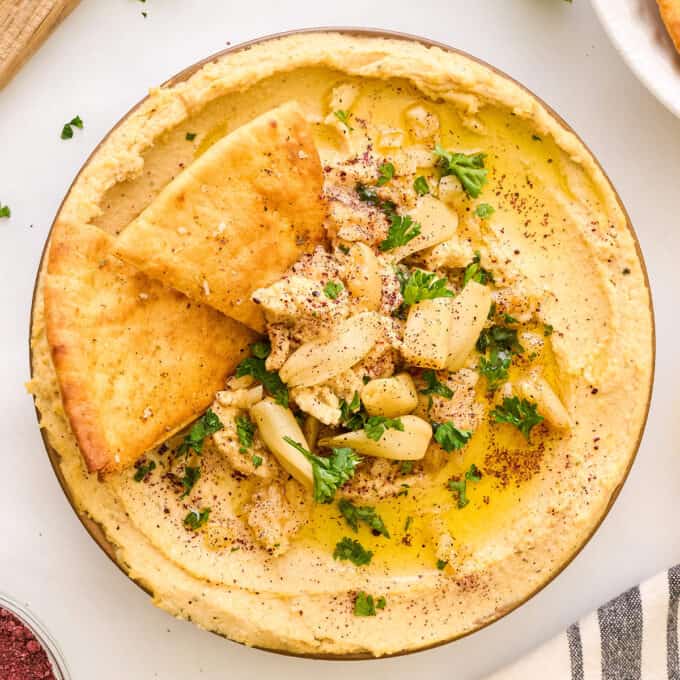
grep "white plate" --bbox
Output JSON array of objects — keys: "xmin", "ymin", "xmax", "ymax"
[{"xmin": 591, "ymin": 0, "xmax": 680, "ymax": 117}]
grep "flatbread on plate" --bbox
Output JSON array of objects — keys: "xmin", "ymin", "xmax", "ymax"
[
  {"xmin": 44, "ymin": 220, "xmax": 256, "ymax": 474},
  {"xmin": 658, "ymin": 0, "xmax": 680, "ymax": 53},
  {"xmin": 114, "ymin": 101, "xmax": 326, "ymax": 333}
]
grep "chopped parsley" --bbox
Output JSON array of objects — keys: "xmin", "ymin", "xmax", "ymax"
[
  {"xmin": 376, "ymin": 162, "xmax": 395, "ymax": 187},
  {"xmin": 433, "ymin": 422, "xmax": 473, "ymax": 452},
  {"xmin": 236, "ymin": 343, "xmax": 289, "ymax": 407},
  {"xmin": 544, "ymin": 323, "xmax": 554, "ymax": 337},
  {"xmin": 338, "ymin": 499, "xmax": 390, "ymax": 537},
  {"xmin": 379, "ymin": 214, "xmax": 421, "ymax": 252},
  {"xmin": 61, "ymin": 115, "xmax": 83, "ymax": 140},
  {"xmin": 333, "ymin": 537, "xmax": 373, "ymax": 566},
  {"xmin": 252, "ymin": 454, "xmax": 263, "ymax": 468},
  {"xmin": 447, "ymin": 464, "xmax": 482, "ymax": 509},
  {"xmin": 133, "ymin": 459, "xmax": 156, "ymax": 482},
  {"xmin": 503, "ymin": 313, "xmax": 519, "ymax": 324},
  {"xmin": 185, "ymin": 132, "xmax": 197, "ymax": 141},
  {"xmin": 364, "ymin": 416, "xmax": 404, "ymax": 441},
  {"xmin": 0, "ymin": 203, "xmax": 10, "ymax": 218},
  {"xmin": 434, "ymin": 145, "xmax": 488, "ymax": 198},
  {"xmin": 463, "ymin": 251, "xmax": 495, "ymax": 286},
  {"xmin": 413, "ymin": 175, "xmax": 430, "ymax": 195},
  {"xmin": 404, "ymin": 515, "xmax": 413, "ymax": 532},
  {"xmin": 180, "ymin": 466, "xmax": 201, "ymax": 499},
  {"xmin": 323, "ymin": 280, "xmax": 343, "ymax": 299},
  {"xmin": 339, "ymin": 391, "xmax": 367, "ymax": 430},
  {"xmin": 334, "ymin": 110, "xmax": 353, "ymax": 130},
  {"xmin": 401, "ymin": 269, "xmax": 454, "ymax": 306},
  {"xmin": 283, "ymin": 437, "xmax": 361, "ymax": 504},
  {"xmin": 400, "ymin": 460, "xmax": 414, "ymax": 475},
  {"xmin": 420, "ymin": 370, "xmax": 454, "ymax": 399},
  {"xmin": 355, "ymin": 183, "xmax": 397, "ymax": 218},
  {"xmin": 478, "ymin": 350, "xmax": 511, "ymax": 390},
  {"xmin": 436, "ymin": 559, "xmax": 448, "ymax": 570},
  {"xmin": 183, "ymin": 507, "xmax": 210, "ymax": 530},
  {"xmin": 475, "ymin": 203, "xmax": 495, "ymax": 219},
  {"xmin": 235, "ymin": 414, "xmax": 255, "ymax": 454},
  {"xmin": 354, "ymin": 591, "xmax": 385, "ymax": 616},
  {"xmin": 177, "ymin": 409, "xmax": 223, "ymax": 456},
  {"xmin": 476, "ymin": 325, "xmax": 524, "ymax": 356},
  {"xmin": 532, "ymin": 134, "xmax": 542, "ymax": 141},
  {"xmin": 491, "ymin": 396, "xmax": 544, "ymax": 440}
]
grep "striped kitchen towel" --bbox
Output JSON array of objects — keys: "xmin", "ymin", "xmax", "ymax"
[{"xmin": 485, "ymin": 565, "xmax": 680, "ymax": 680}]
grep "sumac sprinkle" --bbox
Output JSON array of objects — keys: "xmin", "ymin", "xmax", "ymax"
[{"xmin": 0, "ymin": 607, "xmax": 57, "ymax": 679}]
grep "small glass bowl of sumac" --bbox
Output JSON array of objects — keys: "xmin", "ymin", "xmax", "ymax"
[{"xmin": 0, "ymin": 593, "xmax": 70, "ymax": 680}]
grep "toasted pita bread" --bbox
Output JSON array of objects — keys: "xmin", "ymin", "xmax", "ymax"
[
  {"xmin": 658, "ymin": 0, "xmax": 680, "ymax": 53},
  {"xmin": 114, "ymin": 101, "xmax": 326, "ymax": 333},
  {"xmin": 45, "ymin": 219, "xmax": 256, "ymax": 474}
]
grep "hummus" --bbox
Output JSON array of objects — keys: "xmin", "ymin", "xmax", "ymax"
[{"xmin": 29, "ymin": 32, "xmax": 653, "ymax": 657}]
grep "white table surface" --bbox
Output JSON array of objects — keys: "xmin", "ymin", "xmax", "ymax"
[{"xmin": 1, "ymin": 1, "xmax": 678, "ymax": 678}]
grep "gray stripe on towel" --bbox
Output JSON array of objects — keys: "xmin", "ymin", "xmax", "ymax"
[
  {"xmin": 598, "ymin": 585, "xmax": 642, "ymax": 680},
  {"xmin": 567, "ymin": 623, "xmax": 584, "ymax": 680},
  {"xmin": 668, "ymin": 565, "xmax": 680, "ymax": 679}
]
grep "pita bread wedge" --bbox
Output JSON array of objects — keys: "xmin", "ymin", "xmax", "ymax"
[
  {"xmin": 45, "ymin": 219, "xmax": 256, "ymax": 474},
  {"xmin": 114, "ymin": 101, "xmax": 326, "ymax": 333},
  {"xmin": 658, "ymin": 0, "xmax": 680, "ymax": 53}
]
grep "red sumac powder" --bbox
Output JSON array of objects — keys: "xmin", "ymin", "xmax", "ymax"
[{"xmin": 0, "ymin": 608, "xmax": 57, "ymax": 679}]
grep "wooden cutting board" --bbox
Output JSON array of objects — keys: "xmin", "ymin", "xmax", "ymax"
[{"xmin": 0, "ymin": 0, "xmax": 80, "ymax": 90}]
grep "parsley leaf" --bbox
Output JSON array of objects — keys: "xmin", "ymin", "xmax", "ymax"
[
  {"xmin": 185, "ymin": 132, "xmax": 197, "ymax": 141},
  {"xmin": 379, "ymin": 214, "xmax": 421, "ymax": 252},
  {"xmin": 323, "ymin": 280, "xmax": 343, "ymax": 299},
  {"xmin": 236, "ymin": 349, "xmax": 289, "ymax": 407},
  {"xmin": 491, "ymin": 396, "xmax": 544, "ymax": 440},
  {"xmin": 334, "ymin": 110, "xmax": 353, "ymax": 130},
  {"xmin": 434, "ymin": 145, "xmax": 488, "ymax": 198},
  {"xmin": 401, "ymin": 269, "xmax": 454, "ymax": 306},
  {"xmin": 180, "ymin": 466, "xmax": 201, "ymax": 499},
  {"xmin": 447, "ymin": 464, "xmax": 481, "ymax": 509},
  {"xmin": 376, "ymin": 162, "xmax": 395, "ymax": 187},
  {"xmin": 333, "ymin": 537, "xmax": 373, "ymax": 566},
  {"xmin": 355, "ymin": 183, "xmax": 397, "ymax": 218},
  {"xmin": 235, "ymin": 415, "xmax": 255, "ymax": 454},
  {"xmin": 252, "ymin": 454, "xmax": 263, "ymax": 468},
  {"xmin": 544, "ymin": 323, "xmax": 554, "ymax": 337},
  {"xmin": 183, "ymin": 507, "xmax": 210, "ymax": 530},
  {"xmin": 413, "ymin": 175, "xmax": 430, "ymax": 195},
  {"xmin": 475, "ymin": 203, "xmax": 495, "ymax": 219},
  {"xmin": 436, "ymin": 559, "xmax": 448, "ymax": 570},
  {"xmin": 354, "ymin": 591, "xmax": 384, "ymax": 616},
  {"xmin": 476, "ymin": 325, "xmax": 524, "ymax": 356},
  {"xmin": 420, "ymin": 370, "xmax": 454, "ymax": 399},
  {"xmin": 463, "ymin": 251, "xmax": 494, "ymax": 286},
  {"xmin": 465, "ymin": 463, "xmax": 482, "ymax": 482},
  {"xmin": 133, "ymin": 459, "xmax": 156, "ymax": 482},
  {"xmin": 177, "ymin": 409, "xmax": 223, "ymax": 457},
  {"xmin": 364, "ymin": 416, "xmax": 404, "ymax": 441},
  {"xmin": 283, "ymin": 437, "xmax": 361, "ymax": 504},
  {"xmin": 339, "ymin": 391, "xmax": 367, "ymax": 431},
  {"xmin": 433, "ymin": 422, "xmax": 473, "ymax": 452},
  {"xmin": 338, "ymin": 499, "xmax": 390, "ymax": 538},
  {"xmin": 478, "ymin": 349, "xmax": 511, "ymax": 390},
  {"xmin": 0, "ymin": 203, "xmax": 10, "ymax": 218},
  {"xmin": 61, "ymin": 115, "xmax": 84, "ymax": 140},
  {"xmin": 251, "ymin": 340, "xmax": 271, "ymax": 359}
]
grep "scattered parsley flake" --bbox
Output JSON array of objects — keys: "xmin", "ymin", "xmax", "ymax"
[
  {"xmin": 532, "ymin": 134, "xmax": 542, "ymax": 141},
  {"xmin": 252, "ymin": 454, "xmax": 263, "ymax": 468},
  {"xmin": 436, "ymin": 559, "xmax": 448, "ymax": 570},
  {"xmin": 376, "ymin": 162, "xmax": 395, "ymax": 187},
  {"xmin": 333, "ymin": 537, "xmax": 373, "ymax": 566},
  {"xmin": 476, "ymin": 325, "xmax": 524, "ymax": 356},
  {"xmin": 177, "ymin": 409, "xmax": 223, "ymax": 457},
  {"xmin": 433, "ymin": 422, "xmax": 473, "ymax": 452},
  {"xmin": 334, "ymin": 110, "xmax": 353, "ymax": 130},
  {"xmin": 236, "ymin": 348, "xmax": 288, "ymax": 407},
  {"xmin": 283, "ymin": 437, "xmax": 361, "ymax": 504},
  {"xmin": 61, "ymin": 115, "xmax": 83, "ymax": 140},
  {"xmin": 339, "ymin": 391, "xmax": 367, "ymax": 431},
  {"xmin": 183, "ymin": 507, "xmax": 210, "ymax": 530},
  {"xmin": 420, "ymin": 370, "xmax": 453, "ymax": 399},
  {"xmin": 323, "ymin": 280, "xmax": 343, "ymax": 300},
  {"xmin": 491, "ymin": 396, "xmax": 544, "ymax": 440},
  {"xmin": 434, "ymin": 145, "xmax": 488, "ymax": 198},
  {"xmin": 0, "ymin": 203, "xmax": 10, "ymax": 218},
  {"xmin": 465, "ymin": 463, "xmax": 482, "ymax": 482},
  {"xmin": 376, "ymin": 596, "xmax": 386, "ymax": 609},
  {"xmin": 475, "ymin": 203, "xmax": 495, "ymax": 219},
  {"xmin": 400, "ymin": 460, "xmax": 414, "ymax": 475},
  {"xmin": 133, "ymin": 459, "xmax": 156, "ymax": 482},
  {"xmin": 251, "ymin": 340, "xmax": 271, "ymax": 359},
  {"xmin": 413, "ymin": 175, "xmax": 430, "ymax": 195},
  {"xmin": 180, "ymin": 465, "xmax": 201, "ymax": 499},
  {"xmin": 355, "ymin": 182, "xmax": 397, "ymax": 218},
  {"xmin": 364, "ymin": 416, "xmax": 404, "ymax": 441},
  {"xmin": 401, "ymin": 269, "xmax": 453, "ymax": 306},
  {"xmin": 447, "ymin": 464, "xmax": 481, "ymax": 509},
  {"xmin": 404, "ymin": 515, "xmax": 413, "ymax": 532},
  {"xmin": 463, "ymin": 251, "xmax": 495, "ymax": 287},
  {"xmin": 379, "ymin": 214, "xmax": 421, "ymax": 252},
  {"xmin": 185, "ymin": 132, "xmax": 197, "ymax": 141},
  {"xmin": 544, "ymin": 323, "xmax": 554, "ymax": 337},
  {"xmin": 339, "ymin": 499, "xmax": 390, "ymax": 538},
  {"xmin": 354, "ymin": 591, "xmax": 384, "ymax": 616},
  {"xmin": 235, "ymin": 414, "xmax": 255, "ymax": 454}
]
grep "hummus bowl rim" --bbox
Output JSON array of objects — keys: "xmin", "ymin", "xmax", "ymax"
[{"xmin": 28, "ymin": 26, "xmax": 656, "ymax": 661}]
